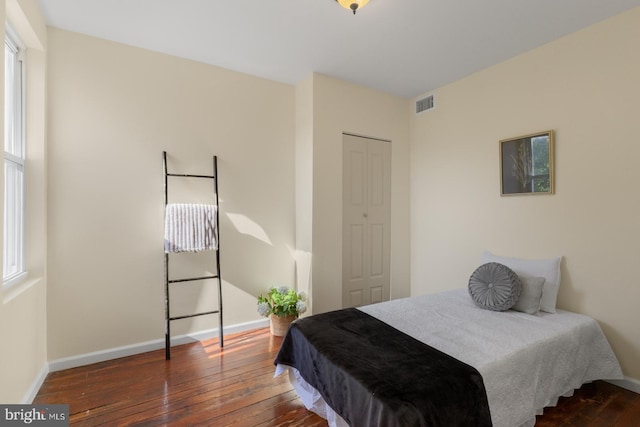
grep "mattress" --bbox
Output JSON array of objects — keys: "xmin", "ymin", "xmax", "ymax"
[{"xmin": 276, "ymin": 289, "xmax": 623, "ymax": 427}]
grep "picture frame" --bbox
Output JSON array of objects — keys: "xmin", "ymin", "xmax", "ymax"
[{"xmin": 500, "ymin": 130, "xmax": 554, "ymax": 196}]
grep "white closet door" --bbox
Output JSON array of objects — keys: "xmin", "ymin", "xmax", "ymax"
[{"xmin": 342, "ymin": 134, "xmax": 391, "ymax": 308}]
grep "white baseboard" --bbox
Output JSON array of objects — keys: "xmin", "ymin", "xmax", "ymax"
[
  {"xmin": 607, "ymin": 376, "xmax": 640, "ymax": 394},
  {"xmin": 24, "ymin": 364, "xmax": 49, "ymax": 403},
  {"xmin": 48, "ymin": 318, "xmax": 269, "ymax": 373}
]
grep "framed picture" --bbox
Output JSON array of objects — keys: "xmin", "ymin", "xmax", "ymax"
[{"xmin": 500, "ymin": 130, "xmax": 554, "ymax": 196}]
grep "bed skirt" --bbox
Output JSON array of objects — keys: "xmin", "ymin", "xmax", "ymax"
[{"xmin": 276, "ymin": 364, "xmax": 592, "ymax": 427}]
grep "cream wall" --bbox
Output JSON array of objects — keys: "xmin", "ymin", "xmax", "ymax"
[
  {"xmin": 308, "ymin": 74, "xmax": 411, "ymax": 314},
  {"xmin": 44, "ymin": 26, "xmax": 411, "ymax": 367},
  {"xmin": 0, "ymin": 0, "xmax": 48, "ymax": 403},
  {"xmin": 410, "ymin": 8, "xmax": 640, "ymax": 380},
  {"xmin": 294, "ymin": 74, "xmax": 313, "ymax": 311},
  {"xmin": 46, "ymin": 28, "xmax": 295, "ymax": 360}
]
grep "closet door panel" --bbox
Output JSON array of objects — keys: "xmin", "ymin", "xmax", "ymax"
[{"xmin": 342, "ymin": 134, "xmax": 391, "ymax": 308}]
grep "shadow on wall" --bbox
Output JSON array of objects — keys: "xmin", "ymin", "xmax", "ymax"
[
  {"xmin": 226, "ymin": 212, "xmax": 273, "ymax": 246},
  {"xmin": 219, "ymin": 210, "xmax": 295, "ymax": 295}
]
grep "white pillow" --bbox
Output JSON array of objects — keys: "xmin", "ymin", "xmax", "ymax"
[
  {"xmin": 480, "ymin": 251, "xmax": 562, "ymax": 313},
  {"xmin": 512, "ymin": 276, "xmax": 545, "ymax": 315}
]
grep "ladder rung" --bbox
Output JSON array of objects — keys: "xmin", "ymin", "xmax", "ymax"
[
  {"xmin": 167, "ymin": 173, "xmax": 215, "ymax": 179},
  {"xmin": 170, "ymin": 310, "xmax": 219, "ymax": 321},
  {"xmin": 168, "ymin": 275, "xmax": 218, "ymax": 284}
]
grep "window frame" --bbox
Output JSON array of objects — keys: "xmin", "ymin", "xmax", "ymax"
[{"xmin": 3, "ymin": 26, "xmax": 26, "ymax": 288}]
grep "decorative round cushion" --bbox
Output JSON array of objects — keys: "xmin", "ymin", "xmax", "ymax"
[{"xmin": 469, "ymin": 262, "xmax": 522, "ymax": 311}]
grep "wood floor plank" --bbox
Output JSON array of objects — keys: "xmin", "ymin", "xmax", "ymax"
[{"xmin": 34, "ymin": 327, "xmax": 640, "ymax": 426}]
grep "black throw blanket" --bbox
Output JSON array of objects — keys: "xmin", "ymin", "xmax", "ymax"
[{"xmin": 275, "ymin": 308, "xmax": 492, "ymax": 427}]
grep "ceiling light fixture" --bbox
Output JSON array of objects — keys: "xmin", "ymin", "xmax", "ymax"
[{"xmin": 336, "ymin": 0, "xmax": 369, "ymax": 15}]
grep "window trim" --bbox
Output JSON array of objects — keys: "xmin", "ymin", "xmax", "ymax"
[{"xmin": 3, "ymin": 25, "xmax": 27, "ymax": 288}]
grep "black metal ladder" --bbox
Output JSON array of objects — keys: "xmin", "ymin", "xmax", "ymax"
[{"xmin": 163, "ymin": 151, "xmax": 223, "ymax": 360}]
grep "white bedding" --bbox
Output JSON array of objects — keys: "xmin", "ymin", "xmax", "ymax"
[{"xmin": 277, "ymin": 289, "xmax": 623, "ymax": 427}]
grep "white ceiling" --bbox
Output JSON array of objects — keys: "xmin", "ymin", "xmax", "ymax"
[{"xmin": 37, "ymin": 0, "xmax": 639, "ymax": 99}]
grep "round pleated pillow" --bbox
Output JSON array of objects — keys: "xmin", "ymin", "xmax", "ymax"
[{"xmin": 469, "ymin": 262, "xmax": 522, "ymax": 311}]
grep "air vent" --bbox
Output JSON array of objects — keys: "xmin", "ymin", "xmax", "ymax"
[{"xmin": 415, "ymin": 95, "xmax": 434, "ymax": 114}]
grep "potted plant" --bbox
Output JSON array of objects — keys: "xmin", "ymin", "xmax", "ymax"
[{"xmin": 257, "ymin": 286, "xmax": 307, "ymax": 336}]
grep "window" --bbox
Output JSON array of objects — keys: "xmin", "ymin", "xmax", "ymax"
[
  {"xmin": 3, "ymin": 30, "xmax": 25, "ymax": 285},
  {"xmin": 530, "ymin": 136, "xmax": 550, "ymax": 192}
]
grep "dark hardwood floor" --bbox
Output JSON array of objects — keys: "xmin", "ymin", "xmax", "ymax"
[{"xmin": 34, "ymin": 328, "xmax": 639, "ymax": 426}]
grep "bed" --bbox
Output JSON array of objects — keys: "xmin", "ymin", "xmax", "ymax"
[{"xmin": 274, "ymin": 288, "xmax": 623, "ymax": 427}]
